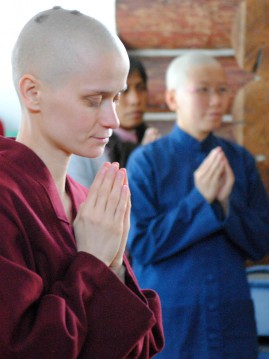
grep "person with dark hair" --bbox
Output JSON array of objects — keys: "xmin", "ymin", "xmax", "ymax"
[
  {"xmin": 127, "ymin": 51, "xmax": 269, "ymax": 359},
  {"xmin": 0, "ymin": 7, "xmax": 164, "ymax": 358},
  {"xmin": 68, "ymin": 55, "xmax": 159, "ymax": 187}
]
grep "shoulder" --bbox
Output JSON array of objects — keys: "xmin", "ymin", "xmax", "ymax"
[
  {"xmin": 216, "ymin": 136, "xmax": 254, "ymax": 159},
  {"xmin": 215, "ymin": 136, "xmax": 256, "ymax": 172},
  {"xmin": 126, "ymin": 135, "xmax": 172, "ymax": 182},
  {"xmin": 128, "ymin": 134, "xmax": 171, "ymax": 162}
]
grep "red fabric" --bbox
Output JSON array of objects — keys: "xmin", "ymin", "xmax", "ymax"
[
  {"xmin": 0, "ymin": 137, "xmax": 164, "ymax": 359},
  {"xmin": 114, "ymin": 127, "xmax": 138, "ymax": 143},
  {"xmin": 0, "ymin": 120, "xmax": 4, "ymax": 136}
]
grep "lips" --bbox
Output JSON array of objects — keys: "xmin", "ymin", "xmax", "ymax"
[
  {"xmin": 208, "ymin": 113, "xmax": 222, "ymax": 118},
  {"xmin": 92, "ymin": 137, "xmax": 110, "ymax": 145},
  {"xmin": 127, "ymin": 111, "xmax": 143, "ymax": 118},
  {"xmin": 92, "ymin": 129, "xmax": 112, "ymax": 140}
]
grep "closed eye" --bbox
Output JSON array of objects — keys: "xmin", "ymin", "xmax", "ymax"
[
  {"xmin": 193, "ymin": 86, "xmax": 210, "ymax": 94},
  {"xmin": 84, "ymin": 95, "xmax": 103, "ymax": 107},
  {"xmin": 218, "ymin": 86, "xmax": 229, "ymax": 94}
]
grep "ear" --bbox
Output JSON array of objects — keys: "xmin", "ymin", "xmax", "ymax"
[
  {"xmin": 19, "ymin": 74, "xmax": 41, "ymax": 112},
  {"xmin": 165, "ymin": 89, "xmax": 179, "ymax": 112}
]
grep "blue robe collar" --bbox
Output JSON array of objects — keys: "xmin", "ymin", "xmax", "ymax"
[{"xmin": 170, "ymin": 124, "xmax": 218, "ymax": 153}]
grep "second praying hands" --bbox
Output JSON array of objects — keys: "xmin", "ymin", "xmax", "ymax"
[{"xmin": 194, "ymin": 146, "xmax": 235, "ymax": 215}]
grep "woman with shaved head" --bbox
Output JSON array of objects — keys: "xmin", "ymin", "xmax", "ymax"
[{"xmin": 0, "ymin": 7, "xmax": 164, "ymax": 358}]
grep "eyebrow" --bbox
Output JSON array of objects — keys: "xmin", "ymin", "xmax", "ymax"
[
  {"xmin": 192, "ymin": 81, "xmax": 227, "ymax": 85},
  {"xmin": 82, "ymin": 89, "xmax": 126, "ymax": 97}
]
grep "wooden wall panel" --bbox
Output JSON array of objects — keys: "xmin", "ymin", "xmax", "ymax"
[
  {"xmin": 231, "ymin": 0, "xmax": 269, "ymax": 206},
  {"xmin": 231, "ymin": 0, "xmax": 269, "ymax": 73},
  {"xmin": 232, "ymin": 79, "xmax": 269, "ymax": 158}
]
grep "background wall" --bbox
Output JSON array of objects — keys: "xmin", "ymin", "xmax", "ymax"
[
  {"xmin": 116, "ymin": 0, "xmax": 253, "ymax": 135},
  {"xmin": 116, "ymin": 0, "xmax": 269, "ymax": 265}
]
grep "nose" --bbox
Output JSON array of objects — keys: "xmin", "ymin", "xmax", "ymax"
[
  {"xmin": 209, "ymin": 90, "xmax": 222, "ymax": 106},
  {"xmin": 99, "ymin": 102, "xmax": 120, "ymax": 130},
  {"xmin": 127, "ymin": 88, "xmax": 140, "ymax": 105}
]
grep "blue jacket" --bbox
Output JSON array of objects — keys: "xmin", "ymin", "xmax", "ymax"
[{"xmin": 127, "ymin": 124, "xmax": 269, "ymax": 359}]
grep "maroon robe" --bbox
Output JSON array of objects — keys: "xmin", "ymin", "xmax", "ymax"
[
  {"xmin": 0, "ymin": 137, "xmax": 164, "ymax": 358},
  {"xmin": 0, "ymin": 120, "xmax": 4, "ymax": 136}
]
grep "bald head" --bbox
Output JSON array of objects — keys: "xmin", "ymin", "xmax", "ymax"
[
  {"xmin": 12, "ymin": 7, "xmax": 128, "ymax": 94},
  {"xmin": 166, "ymin": 52, "xmax": 222, "ymax": 90}
]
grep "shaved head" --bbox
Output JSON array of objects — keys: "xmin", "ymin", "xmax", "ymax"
[
  {"xmin": 12, "ymin": 7, "xmax": 129, "ymax": 94},
  {"xmin": 166, "ymin": 52, "xmax": 222, "ymax": 90}
]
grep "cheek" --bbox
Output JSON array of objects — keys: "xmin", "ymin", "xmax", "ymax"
[
  {"xmin": 116, "ymin": 103, "xmax": 124, "ymax": 119},
  {"xmin": 56, "ymin": 107, "xmax": 93, "ymax": 138},
  {"xmin": 189, "ymin": 98, "xmax": 208, "ymax": 115},
  {"xmin": 43, "ymin": 98, "xmax": 75, "ymax": 124},
  {"xmin": 222, "ymin": 97, "xmax": 230, "ymax": 112},
  {"xmin": 140, "ymin": 93, "xmax": 148, "ymax": 105},
  {"xmin": 75, "ymin": 113, "xmax": 96, "ymax": 135}
]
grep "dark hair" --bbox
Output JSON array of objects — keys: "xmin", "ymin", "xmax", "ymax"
[{"xmin": 129, "ymin": 56, "xmax": 147, "ymax": 85}]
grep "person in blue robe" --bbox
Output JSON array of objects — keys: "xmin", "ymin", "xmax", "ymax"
[{"xmin": 126, "ymin": 51, "xmax": 269, "ymax": 359}]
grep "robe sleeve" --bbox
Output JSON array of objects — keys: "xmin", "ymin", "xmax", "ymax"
[
  {"xmin": 223, "ymin": 151, "xmax": 269, "ymax": 260},
  {"xmin": 127, "ymin": 148, "xmax": 223, "ymax": 265},
  {"xmin": 0, "ymin": 210, "xmax": 164, "ymax": 359}
]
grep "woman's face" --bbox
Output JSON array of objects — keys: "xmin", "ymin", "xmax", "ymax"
[{"xmin": 116, "ymin": 71, "xmax": 148, "ymax": 130}]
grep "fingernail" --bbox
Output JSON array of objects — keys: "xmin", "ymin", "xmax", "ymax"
[
  {"xmin": 116, "ymin": 170, "xmax": 124, "ymax": 180},
  {"xmin": 100, "ymin": 163, "xmax": 110, "ymax": 174}
]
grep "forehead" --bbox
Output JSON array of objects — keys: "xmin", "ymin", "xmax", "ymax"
[
  {"xmin": 127, "ymin": 71, "xmax": 144, "ymax": 85},
  {"xmin": 63, "ymin": 49, "xmax": 129, "ymax": 92},
  {"xmin": 186, "ymin": 63, "xmax": 227, "ymax": 84}
]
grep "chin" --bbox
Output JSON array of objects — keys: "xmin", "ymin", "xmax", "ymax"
[
  {"xmin": 207, "ymin": 120, "xmax": 222, "ymax": 131},
  {"xmin": 76, "ymin": 146, "xmax": 105, "ymax": 159},
  {"xmin": 91, "ymin": 148, "xmax": 105, "ymax": 158}
]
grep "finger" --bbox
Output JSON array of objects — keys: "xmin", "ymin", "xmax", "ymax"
[
  {"xmin": 114, "ymin": 183, "xmax": 130, "ymax": 225},
  {"xmin": 122, "ymin": 168, "xmax": 128, "ymax": 186},
  {"xmin": 105, "ymin": 168, "xmax": 127, "ymax": 216},
  {"xmin": 114, "ymin": 195, "xmax": 131, "ymax": 266},
  {"xmin": 85, "ymin": 162, "xmax": 111, "ymax": 208},
  {"xmin": 201, "ymin": 148, "xmax": 225, "ymax": 180},
  {"xmin": 195, "ymin": 149, "xmax": 226, "ymax": 202},
  {"xmin": 94, "ymin": 162, "xmax": 120, "ymax": 212},
  {"xmin": 89, "ymin": 162, "xmax": 111, "ymax": 192},
  {"xmin": 142, "ymin": 127, "xmax": 160, "ymax": 144},
  {"xmin": 122, "ymin": 194, "xmax": 131, "ymax": 244},
  {"xmin": 202, "ymin": 147, "xmax": 222, "ymax": 169},
  {"xmin": 223, "ymin": 158, "xmax": 235, "ymax": 186}
]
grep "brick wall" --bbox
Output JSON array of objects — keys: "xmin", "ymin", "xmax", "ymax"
[
  {"xmin": 116, "ymin": 0, "xmax": 242, "ymax": 49},
  {"xmin": 116, "ymin": 0, "xmax": 254, "ymax": 122}
]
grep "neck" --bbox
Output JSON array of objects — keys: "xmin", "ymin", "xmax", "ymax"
[
  {"xmin": 17, "ymin": 126, "xmax": 69, "ymax": 198},
  {"xmin": 17, "ymin": 118, "xmax": 73, "ymax": 222},
  {"xmin": 177, "ymin": 122, "xmax": 210, "ymax": 142}
]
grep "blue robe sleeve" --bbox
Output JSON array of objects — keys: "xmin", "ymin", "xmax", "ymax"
[
  {"xmin": 127, "ymin": 147, "xmax": 224, "ymax": 265},
  {"xmin": 224, "ymin": 150, "xmax": 269, "ymax": 260}
]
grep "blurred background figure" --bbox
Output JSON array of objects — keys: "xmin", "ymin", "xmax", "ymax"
[
  {"xmin": 126, "ymin": 51, "xmax": 269, "ymax": 359},
  {"xmin": 68, "ymin": 55, "xmax": 159, "ymax": 187}
]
